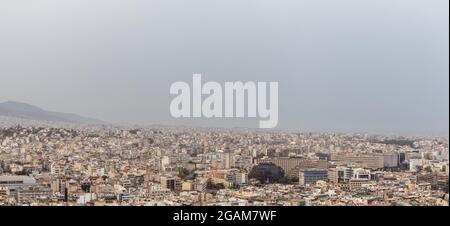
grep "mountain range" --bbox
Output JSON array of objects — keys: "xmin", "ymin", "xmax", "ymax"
[{"xmin": 0, "ymin": 101, "xmax": 105, "ymax": 125}]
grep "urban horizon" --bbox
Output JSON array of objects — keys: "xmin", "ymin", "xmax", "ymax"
[
  {"xmin": 0, "ymin": 0, "xmax": 448, "ymax": 212},
  {"xmin": 0, "ymin": 100, "xmax": 448, "ymax": 138}
]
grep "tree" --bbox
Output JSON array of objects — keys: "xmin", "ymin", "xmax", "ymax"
[
  {"xmin": 206, "ymin": 179, "xmax": 225, "ymax": 190},
  {"xmin": 206, "ymin": 178, "xmax": 214, "ymax": 190},
  {"xmin": 248, "ymin": 163, "xmax": 285, "ymax": 184},
  {"xmin": 216, "ymin": 183, "xmax": 225, "ymax": 190},
  {"xmin": 178, "ymin": 167, "xmax": 191, "ymax": 179}
]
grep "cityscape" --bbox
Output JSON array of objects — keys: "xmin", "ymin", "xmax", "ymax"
[
  {"xmin": 0, "ymin": 117, "xmax": 448, "ymax": 206},
  {"xmin": 1, "ymin": 0, "xmax": 448, "ymax": 209}
]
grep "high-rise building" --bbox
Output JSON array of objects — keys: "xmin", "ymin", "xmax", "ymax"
[
  {"xmin": 299, "ymin": 169, "xmax": 328, "ymax": 186},
  {"xmin": 182, "ymin": 181, "xmax": 194, "ymax": 191},
  {"xmin": 0, "ymin": 176, "xmax": 36, "ymax": 189},
  {"xmin": 328, "ymin": 166, "xmax": 353, "ymax": 184},
  {"xmin": 221, "ymin": 152, "xmax": 231, "ymax": 169},
  {"xmin": 399, "ymin": 152, "xmax": 406, "ymax": 164},
  {"xmin": 383, "ymin": 153, "xmax": 399, "ymax": 168},
  {"xmin": 256, "ymin": 157, "xmax": 328, "ymax": 178},
  {"xmin": 352, "ymin": 168, "xmax": 371, "ymax": 180},
  {"xmin": 330, "ymin": 154, "xmax": 384, "ymax": 169},
  {"xmin": 160, "ymin": 176, "xmax": 181, "ymax": 191},
  {"xmin": 16, "ymin": 186, "xmax": 52, "ymax": 204},
  {"xmin": 349, "ymin": 178, "xmax": 369, "ymax": 191}
]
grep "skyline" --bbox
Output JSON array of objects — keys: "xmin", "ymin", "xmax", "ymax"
[
  {"xmin": 0, "ymin": 124, "xmax": 448, "ymax": 207},
  {"xmin": 0, "ymin": 0, "xmax": 448, "ymax": 136},
  {"xmin": 0, "ymin": 100, "xmax": 447, "ymax": 138}
]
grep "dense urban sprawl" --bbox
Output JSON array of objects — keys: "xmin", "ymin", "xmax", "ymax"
[{"xmin": 0, "ymin": 124, "xmax": 448, "ymax": 206}]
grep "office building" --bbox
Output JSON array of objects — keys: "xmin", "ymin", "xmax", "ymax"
[{"xmin": 299, "ymin": 169, "xmax": 328, "ymax": 186}]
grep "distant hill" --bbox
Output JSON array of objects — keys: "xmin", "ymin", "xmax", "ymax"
[{"xmin": 0, "ymin": 101, "xmax": 105, "ymax": 125}]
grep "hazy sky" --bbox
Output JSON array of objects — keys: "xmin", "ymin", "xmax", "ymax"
[{"xmin": 0, "ymin": 0, "xmax": 448, "ymax": 135}]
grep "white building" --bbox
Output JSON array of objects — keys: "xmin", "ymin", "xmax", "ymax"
[{"xmin": 409, "ymin": 158, "xmax": 423, "ymax": 172}]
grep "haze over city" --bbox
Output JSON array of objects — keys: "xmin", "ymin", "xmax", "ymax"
[
  {"xmin": 0, "ymin": 0, "xmax": 448, "ymax": 210},
  {"xmin": 0, "ymin": 0, "xmax": 448, "ymax": 136}
]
